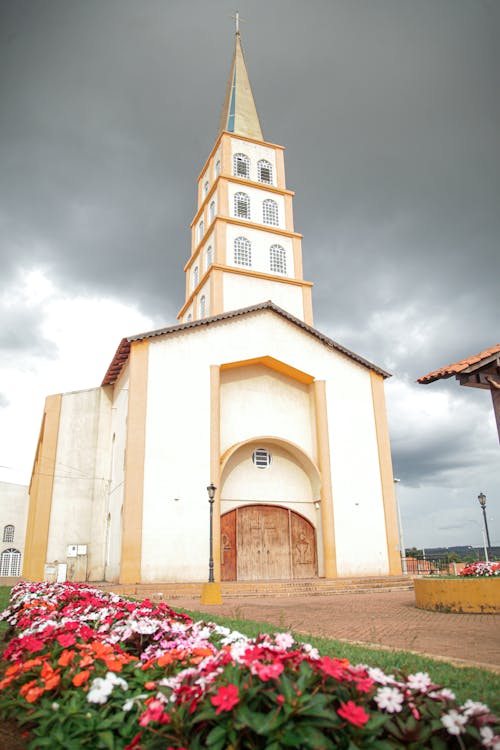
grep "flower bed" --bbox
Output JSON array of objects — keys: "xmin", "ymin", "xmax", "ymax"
[
  {"xmin": 459, "ymin": 561, "xmax": 500, "ymax": 578},
  {"xmin": 0, "ymin": 582, "xmax": 498, "ymax": 749}
]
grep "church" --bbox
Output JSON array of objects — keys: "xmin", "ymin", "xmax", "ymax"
[{"xmin": 23, "ymin": 29, "xmax": 401, "ymax": 585}]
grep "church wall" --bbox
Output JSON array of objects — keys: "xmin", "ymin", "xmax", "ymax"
[
  {"xmin": 227, "ymin": 183, "xmax": 286, "ymax": 230},
  {"xmin": 229, "ymin": 138, "xmax": 277, "ymax": 184},
  {"xmin": 138, "ymin": 310, "xmax": 391, "ymax": 580},
  {"xmin": 140, "ymin": 332, "xmax": 213, "ymax": 581},
  {"xmin": 45, "ymin": 387, "xmax": 112, "ymax": 580},
  {"xmin": 223, "ymin": 274, "xmax": 303, "ymax": 320},
  {"xmin": 0, "ymin": 481, "xmax": 28, "ymax": 577},
  {"xmin": 220, "ymin": 365, "xmax": 316, "ymax": 461},
  {"xmin": 225, "ymin": 223, "xmax": 294, "ymax": 277}
]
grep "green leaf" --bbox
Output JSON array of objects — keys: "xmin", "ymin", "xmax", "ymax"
[
  {"xmin": 97, "ymin": 730, "xmax": 116, "ymax": 750},
  {"xmin": 206, "ymin": 724, "xmax": 229, "ymax": 746}
]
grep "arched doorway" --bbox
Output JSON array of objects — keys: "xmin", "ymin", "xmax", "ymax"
[{"xmin": 221, "ymin": 505, "xmax": 317, "ymax": 581}]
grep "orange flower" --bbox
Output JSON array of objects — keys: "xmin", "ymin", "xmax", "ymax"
[
  {"xmin": 78, "ymin": 654, "xmax": 94, "ymax": 668},
  {"xmin": 58, "ymin": 649, "xmax": 76, "ymax": 667},
  {"xmin": 144, "ymin": 681, "xmax": 156, "ymax": 690},
  {"xmin": 25, "ymin": 685, "xmax": 44, "ymax": 703},
  {"xmin": 20, "ymin": 679, "xmax": 37, "ymax": 697},
  {"xmin": 104, "ymin": 657, "xmax": 123, "ymax": 673},
  {"xmin": 21, "ymin": 657, "xmax": 44, "ymax": 672},
  {"xmin": 43, "ymin": 672, "xmax": 61, "ymax": 690},
  {"xmin": 72, "ymin": 670, "xmax": 91, "ymax": 687},
  {"xmin": 0, "ymin": 676, "xmax": 15, "ymax": 690},
  {"xmin": 5, "ymin": 663, "xmax": 22, "ymax": 677},
  {"xmin": 157, "ymin": 652, "xmax": 178, "ymax": 668}
]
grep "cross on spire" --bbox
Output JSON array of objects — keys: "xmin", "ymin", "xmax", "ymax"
[{"xmin": 232, "ymin": 10, "xmax": 244, "ymax": 35}]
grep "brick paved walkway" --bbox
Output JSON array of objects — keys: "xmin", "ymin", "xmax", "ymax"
[{"xmin": 172, "ymin": 589, "xmax": 500, "ymax": 672}]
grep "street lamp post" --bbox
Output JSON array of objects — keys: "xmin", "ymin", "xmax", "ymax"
[
  {"xmin": 477, "ymin": 492, "xmax": 492, "ymax": 557},
  {"xmin": 207, "ymin": 483, "xmax": 216, "ymax": 583}
]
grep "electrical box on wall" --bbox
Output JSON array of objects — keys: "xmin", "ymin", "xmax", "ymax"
[{"xmin": 66, "ymin": 544, "xmax": 78, "ymax": 558}]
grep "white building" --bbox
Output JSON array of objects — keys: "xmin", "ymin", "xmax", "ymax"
[
  {"xmin": 0, "ymin": 481, "xmax": 28, "ymax": 577},
  {"xmin": 24, "ymin": 30, "xmax": 401, "ymax": 585}
]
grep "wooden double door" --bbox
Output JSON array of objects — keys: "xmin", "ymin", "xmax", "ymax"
[{"xmin": 221, "ymin": 505, "xmax": 317, "ymax": 581}]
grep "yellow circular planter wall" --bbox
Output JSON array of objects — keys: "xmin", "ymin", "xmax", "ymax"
[{"xmin": 414, "ymin": 577, "xmax": 500, "ymax": 614}]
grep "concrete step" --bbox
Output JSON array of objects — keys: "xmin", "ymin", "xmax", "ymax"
[{"xmin": 96, "ymin": 576, "xmax": 414, "ymax": 601}]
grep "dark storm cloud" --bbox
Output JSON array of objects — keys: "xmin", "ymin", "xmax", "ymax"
[
  {"xmin": 0, "ymin": 0, "xmax": 499, "ymax": 541},
  {"xmin": 0, "ymin": 302, "xmax": 58, "ymax": 359}
]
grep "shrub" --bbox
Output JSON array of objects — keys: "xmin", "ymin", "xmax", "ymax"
[{"xmin": 459, "ymin": 562, "xmax": 500, "ymax": 578}]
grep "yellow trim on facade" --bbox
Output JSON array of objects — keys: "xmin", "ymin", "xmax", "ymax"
[
  {"xmin": 223, "ymin": 216, "xmax": 303, "ymax": 240},
  {"xmin": 120, "ymin": 339, "xmax": 149, "ymax": 584},
  {"xmin": 210, "ymin": 365, "xmax": 221, "ymax": 581},
  {"xmin": 220, "ymin": 355, "xmax": 314, "ymax": 385},
  {"xmin": 370, "ymin": 371, "xmax": 402, "ymax": 576},
  {"xmin": 178, "ymin": 264, "xmax": 313, "ymax": 319},
  {"xmin": 275, "ymin": 149, "xmax": 286, "ymax": 191},
  {"xmin": 292, "ymin": 236, "xmax": 304, "ymax": 279},
  {"xmin": 283, "ymin": 194, "xmax": 295, "ymax": 234},
  {"xmin": 23, "ymin": 394, "xmax": 62, "ymax": 581},
  {"xmin": 302, "ymin": 286, "xmax": 314, "ymax": 327},
  {"xmin": 313, "ymin": 381, "xmax": 337, "ymax": 578}
]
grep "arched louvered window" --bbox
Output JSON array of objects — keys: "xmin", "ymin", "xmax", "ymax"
[
  {"xmin": 209, "ymin": 200, "xmax": 216, "ymax": 223},
  {"xmin": 215, "ymin": 160, "xmax": 221, "ymax": 177},
  {"xmin": 206, "ymin": 246, "xmax": 213, "ymax": 268},
  {"xmin": 193, "ymin": 266, "xmax": 199, "ymax": 289},
  {"xmin": 3, "ymin": 525, "xmax": 14, "ymax": 543},
  {"xmin": 0, "ymin": 548, "xmax": 21, "ymax": 576},
  {"xmin": 198, "ymin": 220, "xmax": 204, "ymax": 242},
  {"xmin": 234, "ymin": 237, "xmax": 251, "ymax": 267},
  {"xmin": 234, "ymin": 192, "xmax": 250, "ymax": 219},
  {"xmin": 187, "ymin": 313, "xmax": 192, "ymax": 322},
  {"xmin": 203, "ymin": 180, "xmax": 209, "ymax": 197},
  {"xmin": 233, "ymin": 153, "xmax": 249, "ymax": 178},
  {"xmin": 252, "ymin": 448, "xmax": 272, "ymax": 469},
  {"xmin": 263, "ymin": 199, "xmax": 278, "ymax": 226},
  {"xmin": 269, "ymin": 244, "xmax": 287, "ymax": 274},
  {"xmin": 257, "ymin": 159, "xmax": 273, "ymax": 184},
  {"xmin": 200, "ymin": 295, "xmax": 206, "ymax": 318}
]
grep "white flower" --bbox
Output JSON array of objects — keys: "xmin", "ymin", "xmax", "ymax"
[
  {"xmin": 367, "ymin": 667, "xmax": 394, "ymax": 685},
  {"xmin": 462, "ymin": 699, "xmax": 490, "ymax": 717},
  {"xmin": 441, "ymin": 709, "xmax": 468, "ymax": 736},
  {"xmin": 105, "ymin": 672, "xmax": 128, "ymax": 691},
  {"xmin": 407, "ymin": 671, "xmax": 432, "ymax": 692},
  {"xmin": 87, "ymin": 677, "xmax": 113, "ymax": 704},
  {"xmin": 480, "ymin": 726, "xmax": 500, "ymax": 749},
  {"xmin": 275, "ymin": 632, "xmax": 294, "ymax": 650},
  {"xmin": 51, "ymin": 702, "xmax": 59, "ymax": 711},
  {"xmin": 374, "ymin": 686, "xmax": 405, "ymax": 713},
  {"xmin": 429, "ymin": 688, "xmax": 456, "ymax": 701}
]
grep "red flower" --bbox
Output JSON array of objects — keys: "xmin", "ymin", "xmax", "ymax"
[
  {"xmin": 210, "ymin": 684, "xmax": 239, "ymax": 715},
  {"xmin": 319, "ymin": 657, "xmax": 350, "ymax": 681},
  {"xmin": 337, "ymin": 700, "xmax": 370, "ymax": 727},
  {"xmin": 57, "ymin": 633, "xmax": 76, "ymax": 647}
]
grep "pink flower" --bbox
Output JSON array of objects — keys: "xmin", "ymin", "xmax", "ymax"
[
  {"xmin": 210, "ymin": 684, "xmax": 239, "ymax": 714},
  {"xmin": 139, "ymin": 699, "xmax": 171, "ymax": 727},
  {"xmin": 252, "ymin": 661, "xmax": 284, "ymax": 681},
  {"xmin": 337, "ymin": 700, "xmax": 370, "ymax": 727}
]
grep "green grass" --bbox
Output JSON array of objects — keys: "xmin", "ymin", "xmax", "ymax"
[{"xmin": 1, "ymin": 587, "xmax": 498, "ymax": 712}]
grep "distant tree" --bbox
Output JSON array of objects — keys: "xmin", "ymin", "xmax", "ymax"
[{"xmin": 447, "ymin": 552, "xmax": 461, "ymax": 563}]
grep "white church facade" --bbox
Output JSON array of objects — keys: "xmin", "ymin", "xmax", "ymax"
[{"xmin": 24, "ymin": 30, "xmax": 401, "ymax": 585}]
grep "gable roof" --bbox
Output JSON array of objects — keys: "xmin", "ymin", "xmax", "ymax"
[
  {"xmin": 101, "ymin": 301, "xmax": 390, "ymax": 386},
  {"xmin": 418, "ymin": 343, "xmax": 500, "ymax": 384}
]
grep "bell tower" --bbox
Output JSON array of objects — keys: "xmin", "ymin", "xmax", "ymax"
[{"xmin": 178, "ymin": 26, "xmax": 313, "ymax": 326}]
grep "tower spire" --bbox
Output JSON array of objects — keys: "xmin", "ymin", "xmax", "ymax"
[{"xmin": 218, "ymin": 19, "xmax": 263, "ymax": 140}]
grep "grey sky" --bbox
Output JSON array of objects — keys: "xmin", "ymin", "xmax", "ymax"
[{"xmin": 1, "ymin": 0, "xmax": 499, "ymax": 548}]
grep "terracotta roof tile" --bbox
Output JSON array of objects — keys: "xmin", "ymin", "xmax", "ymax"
[
  {"xmin": 101, "ymin": 301, "xmax": 391, "ymax": 387},
  {"xmin": 418, "ymin": 343, "xmax": 500, "ymax": 384}
]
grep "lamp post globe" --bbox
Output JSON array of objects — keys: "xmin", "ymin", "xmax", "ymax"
[{"xmin": 477, "ymin": 492, "xmax": 492, "ymax": 553}]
